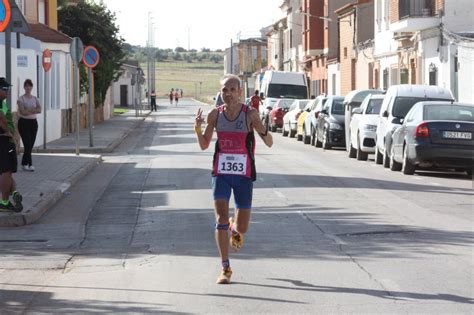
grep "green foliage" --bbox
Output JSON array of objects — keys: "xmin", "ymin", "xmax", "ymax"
[
  {"xmin": 58, "ymin": 2, "xmax": 126, "ymax": 107},
  {"xmin": 175, "ymin": 47, "xmax": 186, "ymax": 53}
]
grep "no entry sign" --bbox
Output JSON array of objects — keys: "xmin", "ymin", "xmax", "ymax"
[
  {"xmin": 42, "ymin": 49, "xmax": 52, "ymax": 72},
  {"xmin": 0, "ymin": 0, "xmax": 11, "ymax": 32},
  {"xmin": 82, "ymin": 46, "xmax": 100, "ymax": 68}
]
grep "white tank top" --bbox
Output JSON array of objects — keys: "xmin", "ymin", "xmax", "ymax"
[{"xmin": 18, "ymin": 95, "xmax": 40, "ymax": 119}]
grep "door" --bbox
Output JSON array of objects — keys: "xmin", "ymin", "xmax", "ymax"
[{"xmin": 120, "ymin": 85, "xmax": 128, "ymax": 107}]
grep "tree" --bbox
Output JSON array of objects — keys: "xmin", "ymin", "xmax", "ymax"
[
  {"xmin": 59, "ymin": 2, "xmax": 126, "ymax": 107},
  {"xmin": 201, "ymin": 47, "xmax": 211, "ymax": 52},
  {"xmin": 175, "ymin": 47, "xmax": 186, "ymax": 53}
]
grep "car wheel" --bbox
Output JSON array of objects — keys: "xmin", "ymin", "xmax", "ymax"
[
  {"xmin": 402, "ymin": 145, "xmax": 416, "ymax": 175},
  {"xmin": 297, "ymin": 132, "xmax": 303, "ymax": 141},
  {"xmin": 270, "ymin": 121, "xmax": 277, "ymax": 132},
  {"xmin": 356, "ymin": 135, "xmax": 368, "ymax": 161},
  {"xmin": 315, "ymin": 128, "xmax": 322, "ymax": 148},
  {"xmin": 303, "ymin": 125, "xmax": 311, "ymax": 144},
  {"xmin": 348, "ymin": 142, "xmax": 357, "ymax": 158},
  {"xmin": 383, "ymin": 143, "xmax": 391, "ymax": 169},
  {"xmin": 322, "ymin": 129, "xmax": 331, "ymax": 150},
  {"xmin": 282, "ymin": 123, "xmax": 288, "ymax": 137},
  {"xmin": 375, "ymin": 144, "xmax": 383, "ymax": 165},
  {"xmin": 390, "ymin": 147, "xmax": 402, "ymax": 171},
  {"xmin": 311, "ymin": 127, "xmax": 316, "ymax": 146},
  {"xmin": 289, "ymin": 123, "xmax": 296, "ymax": 138}
]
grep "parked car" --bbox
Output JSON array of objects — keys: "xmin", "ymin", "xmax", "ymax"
[
  {"xmin": 314, "ymin": 96, "xmax": 345, "ymax": 149},
  {"xmin": 282, "ymin": 100, "xmax": 310, "ymax": 137},
  {"xmin": 375, "ymin": 84, "xmax": 454, "ymax": 168},
  {"xmin": 343, "ymin": 89, "xmax": 383, "ymax": 152},
  {"xmin": 268, "ymin": 99, "xmax": 293, "ymax": 132},
  {"xmin": 306, "ymin": 96, "xmax": 327, "ymax": 146},
  {"xmin": 213, "ymin": 92, "xmax": 224, "ymax": 107},
  {"xmin": 390, "ymin": 101, "xmax": 473, "ymax": 176},
  {"xmin": 348, "ymin": 94, "xmax": 385, "ymax": 160},
  {"xmin": 297, "ymin": 95, "xmax": 326, "ymax": 143}
]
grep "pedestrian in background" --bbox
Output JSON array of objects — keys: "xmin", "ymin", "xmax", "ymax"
[
  {"xmin": 180, "ymin": 89, "xmax": 183, "ymax": 98},
  {"xmin": 0, "ymin": 78, "xmax": 23, "ymax": 212},
  {"xmin": 174, "ymin": 89, "xmax": 179, "ymax": 106},
  {"xmin": 169, "ymin": 88, "xmax": 174, "ymax": 105},
  {"xmin": 250, "ymin": 90, "xmax": 262, "ymax": 112},
  {"xmin": 150, "ymin": 90, "xmax": 157, "ymax": 111},
  {"xmin": 17, "ymin": 79, "xmax": 41, "ymax": 172}
]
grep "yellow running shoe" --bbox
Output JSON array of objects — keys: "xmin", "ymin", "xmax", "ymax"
[
  {"xmin": 229, "ymin": 217, "xmax": 244, "ymax": 251},
  {"xmin": 216, "ymin": 268, "xmax": 232, "ymax": 284}
]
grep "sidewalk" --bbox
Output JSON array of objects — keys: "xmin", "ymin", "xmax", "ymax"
[
  {"xmin": 33, "ymin": 111, "xmax": 147, "ymax": 154},
  {"xmin": 0, "ymin": 110, "xmax": 148, "ymax": 227}
]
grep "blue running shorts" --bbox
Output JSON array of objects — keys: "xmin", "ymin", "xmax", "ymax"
[{"xmin": 212, "ymin": 175, "xmax": 253, "ymax": 209}]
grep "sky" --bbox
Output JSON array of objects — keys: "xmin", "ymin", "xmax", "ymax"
[{"xmin": 101, "ymin": 0, "xmax": 283, "ymax": 50}]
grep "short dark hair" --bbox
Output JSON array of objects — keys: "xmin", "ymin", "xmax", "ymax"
[
  {"xmin": 24, "ymin": 79, "xmax": 33, "ymax": 88},
  {"xmin": 254, "ymin": 90, "xmax": 259, "ymax": 95}
]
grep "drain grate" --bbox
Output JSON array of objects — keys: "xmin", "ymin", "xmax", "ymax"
[{"xmin": 337, "ymin": 230, "xmax": 416, "ymax": 237}]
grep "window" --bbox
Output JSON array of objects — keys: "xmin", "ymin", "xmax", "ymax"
[
  {"xmin": 344, "ymin": 47, "xmax": 348, "ymax": 59},
  {"xmin": 384, "ymin": 0, "xmax": 390, "ymax": 30},
  {"xmin": 376, "ymin": 0, "xmax": 382, "ymax": 32},
  {"xmin": 400, "ymin": 68, "xmax": 408, "ymax": 84},
  {"xmin": 38, "ymin": 0, "xmax": 46, "ymax": 24},
  {"xmin": 429, "ymin": 63, "xmax": 438, "ymax": 86},
  {"xmin": 383, "ymin": 69, "xmax": 389, "ymax": 90}
]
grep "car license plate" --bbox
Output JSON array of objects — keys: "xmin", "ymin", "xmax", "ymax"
[{"xmin": 442, "ymin": 131, "xmax": 472, "ymax": 140}]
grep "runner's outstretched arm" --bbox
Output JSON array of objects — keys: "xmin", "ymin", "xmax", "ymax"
[
  {"xmin": 195, "ymin": 108, "xmax": 217, "ymax": 150},
  {"xmin": 248, "ymin": 108, "xmax": 273, "ymax": 148}
]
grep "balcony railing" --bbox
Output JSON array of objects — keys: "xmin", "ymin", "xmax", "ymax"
[{"xmin": 399, "ymin": 0, "xmax": 433, "ymax": 19}]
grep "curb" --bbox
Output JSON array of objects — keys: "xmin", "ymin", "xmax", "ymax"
[{"xmin": 0, "ymin": 155, "xmax": 102, "ymax": 228}]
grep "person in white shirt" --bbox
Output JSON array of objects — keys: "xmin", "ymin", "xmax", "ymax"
[{"xmin": 17, "ymin": 79, "xmax": 42, "ymax": 172}]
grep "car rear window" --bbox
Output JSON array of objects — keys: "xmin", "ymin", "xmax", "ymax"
[
  {"xmin": 278, "ymin": 100, "xmax": 293, "ymax": 109},
  {"xmin": 392, "ymin": 97, "xmax": 451, "ymax": 118},
  {"xmin": 366, "ymin": 99, "xmax": 383, "ymax": 114},
  {"xmin": 423, "ymin": 105, "xmax": 474, "ymax": 122},
  {"xmin": 331, "ymin": 99, "xmax": 344, "ymax": 115},
  {"xmin": 298, "ymin": 101, "xmax": 309, "ymax": 109}
]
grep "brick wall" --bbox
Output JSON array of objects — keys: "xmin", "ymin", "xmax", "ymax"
[
  {"xmin": 432, "ymin": 0, "xmax": 444, "ymax": 15},
  {"xmin": 339, "ymin": 13, "xmax": 355, "ymax": 96},
  {"xmin": 390, "ymin": 0, "xmax": 399, "ymax": 23}
]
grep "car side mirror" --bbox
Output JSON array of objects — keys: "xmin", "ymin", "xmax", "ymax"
[
  {"xmin": 382, "ymin": 110, "xmax": 389, "ymax": 118},
  {"xmin": 266, "ymin": 106, "xmax": 272, "ymax": 111},
  {"xmin": 321, "ymin": 109, "xmax": 328, "ymax": 115},
  {"xmin": 352, "ymin": 108, "xmax": 363, "ymax": 115},
  {"xmin": 392, "ymin": 117, "xmax": 403, "ymax": 124}
]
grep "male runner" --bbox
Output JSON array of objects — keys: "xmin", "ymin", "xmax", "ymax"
[{"xmin": 194, "ymin": 74, "xmax": 273, "ymax": 284}]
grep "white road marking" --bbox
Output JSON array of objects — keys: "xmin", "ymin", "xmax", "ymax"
[{"xmin": 274, "ymin": 190, "xmax": 286, "ymax": 199}]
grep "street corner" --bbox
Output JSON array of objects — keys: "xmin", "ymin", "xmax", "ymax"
[{"xmin": 0, "ymin": 154, "xmax": 102, "ymax": 228}]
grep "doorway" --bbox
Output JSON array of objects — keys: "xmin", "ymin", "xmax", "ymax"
[{"xmin": 120, "ymin": 85, "xmax": 128, "ymax": 106}]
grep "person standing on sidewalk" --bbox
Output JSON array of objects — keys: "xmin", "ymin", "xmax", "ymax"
[
  {"xmin": 17, "ymin": 79, "xmax": 41, "ymax": 172},
  {"xmin": 150, "ymin": 90, "xmax": 157, "ymax": 111},
  {"xmin": 249, "ymin": 90, "xmax": 262, "ymax": 112},
  {"xmin": 194, "ymin": 74, "xmax": 273, "ymax": 284},
  {"xmin": 0, "ymin": 78, "xmax": 23, "ymax": 212}
]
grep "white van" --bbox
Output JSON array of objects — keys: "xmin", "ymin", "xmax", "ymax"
[
  {"xmin": 375, "ymin": 84, "xmax": 454, "ymax": 167},
  {"xmin": 260, "ymin": 71, "xmax": 308, "ymax": 113}
]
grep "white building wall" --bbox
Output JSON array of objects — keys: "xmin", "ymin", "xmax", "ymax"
[
  {"xmin": 327, "ymin": 63, "xmax": 341, "ymax": 96},
  {"xmin": 458, "ymin": 43, "xmax": 474, "ymax": 103},
  {"xmin": 444, "ymin": 0, "xmax": 474, "ymax": 33}
]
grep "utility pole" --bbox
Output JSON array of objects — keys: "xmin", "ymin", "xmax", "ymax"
[{"xmin": 187, "ymin": 26, "xmax": 191, "ymax": 51}]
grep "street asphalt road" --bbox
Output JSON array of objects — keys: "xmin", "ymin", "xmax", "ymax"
[{"xmin": 0, "ymin": 99, "xmax": 472, "ymax": 314}]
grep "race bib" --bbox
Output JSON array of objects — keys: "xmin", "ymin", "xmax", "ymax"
[{"xmin": 217, "ymin": 153, "xmax": 247, "ymax": 175}]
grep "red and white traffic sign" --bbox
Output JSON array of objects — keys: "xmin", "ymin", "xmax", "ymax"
[
  {"xmin": 82, "ymin": 46, "xmax": 100, "ymax": 68},
  {"xmin": 42, "ymin": 49, "xmax": 52, "ymax": 72},
  {"xmin": 0, "ymin": 0, "xmax": 11, "ymax": 33}
]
